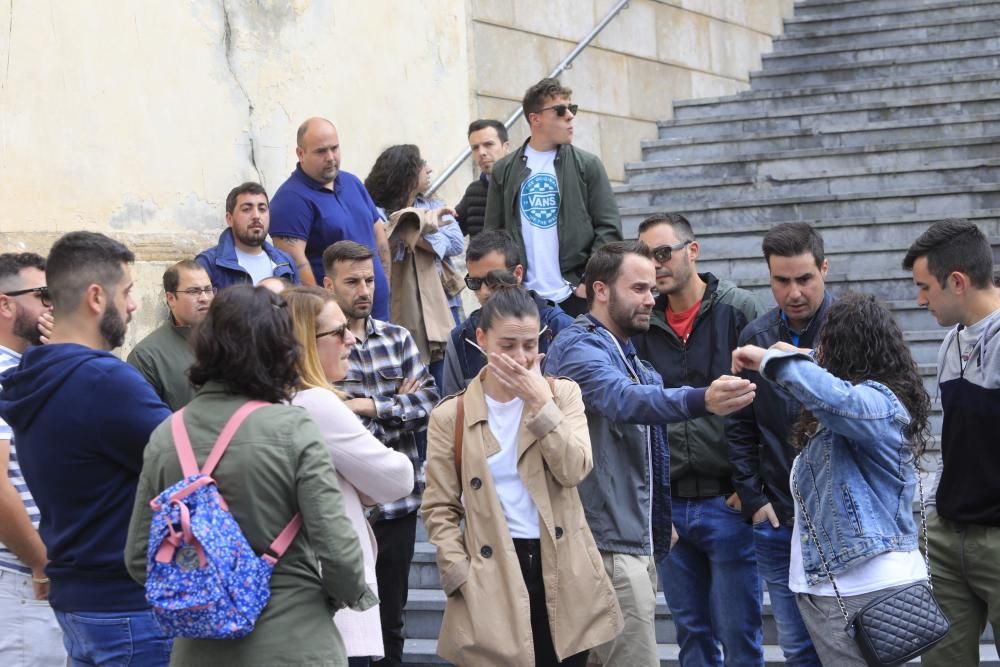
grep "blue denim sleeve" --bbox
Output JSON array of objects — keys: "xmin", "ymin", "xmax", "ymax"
[
  {"xmin": 424, "ymin": 220, "xmax": 464, "ymax": 260},
  {"xmin": 547, "ymin": 332, "xmax": 706, "ymax": 425},
  {"xmin": 760, "ymin": 350, "xmax": 902, "ymax": 443}
]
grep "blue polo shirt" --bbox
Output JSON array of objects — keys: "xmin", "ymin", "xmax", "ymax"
[{"xmin": 269, "ymin": 165, "xmax": 390, "ymax": 321}]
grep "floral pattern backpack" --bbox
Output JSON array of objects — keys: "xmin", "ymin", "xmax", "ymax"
[{"xmin": 145, "ymin": 401, "xmax": 302, "ymax": 639}]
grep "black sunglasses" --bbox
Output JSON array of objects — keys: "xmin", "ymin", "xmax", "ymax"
[
  {"xmin": 539, "ymin": 103, "xmax": 578, "ymax": 117},
  {"xmin": 316, "ymin": 323, "xmax": 349, "ymax": 340},
  {"xmin": 2, "ymin": 286, "xmax": 51, "ymax": 307},
  {"xmin": 651, "ymin": 240, "xmax": 692, "ymax": 264},
  {"xmin": 464, "ymin": 273, "xmax": 518, "ymax": 291}
]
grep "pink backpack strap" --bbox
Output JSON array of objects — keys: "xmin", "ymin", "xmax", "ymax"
[
  {"xmin": 263, "ymin": 513, "xmax": 303, "ymax": 565},
  {"xmin": 199, "ymin": 401, "xmax": 270, "ymax": 477},
  {"xmin": 170, "ymin": 409, "xmax": 200, "ymax": 478}
]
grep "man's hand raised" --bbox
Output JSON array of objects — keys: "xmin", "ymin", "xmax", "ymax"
[{"xmin": 704, "ymin": 375, "xmax": 755, "ymax": 416}]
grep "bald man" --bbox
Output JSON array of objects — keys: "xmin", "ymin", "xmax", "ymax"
[{"xmin": 270, "ymin": 117, "xmax": 392, "ymax": 321}]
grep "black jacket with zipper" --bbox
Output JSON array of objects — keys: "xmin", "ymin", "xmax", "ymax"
[{"xmin": 635, "ymin": 273, "xmax": 764, "ymax": 498}]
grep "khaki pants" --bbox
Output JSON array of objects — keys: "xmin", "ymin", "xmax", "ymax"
[
  {"xmin": 590, "ymin": 552, "xmax": 659, "ymax": 667},
  {"xmin": 922, "ymin": 512, "xmax": 1000, "ymax": 666}
]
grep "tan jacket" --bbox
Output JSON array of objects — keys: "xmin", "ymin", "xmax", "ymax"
[
  {"xmin": 387, "ymin": 207, "xmax": 454, "ymax": 364},
  {"xmin": 422, "ymin": 372, "xmax": 623, "ymax": 666}
]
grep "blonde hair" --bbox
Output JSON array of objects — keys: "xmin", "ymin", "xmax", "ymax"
[{"xmin": 283, "ymin": 286, "xmax": 349, "ymax": 399}]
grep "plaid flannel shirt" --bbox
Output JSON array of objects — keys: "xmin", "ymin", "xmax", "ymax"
[{"xmin": 334, "ymin": 317, "xmax": 438, "ymax": 520}]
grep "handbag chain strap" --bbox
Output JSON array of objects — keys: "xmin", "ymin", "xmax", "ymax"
[{"xmin": 791, "ymin": 455, "xmax": 932, "ymax": 625}]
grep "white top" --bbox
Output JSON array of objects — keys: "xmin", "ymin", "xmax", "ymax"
[
  {"xmin": 484, "ymin": 394, "xmax": 540, "ymax": 539},
  {"xmin": 789, "ymin": 469, "xmax": 926, "ymax": 596},
  {"xmin": 519, "ymin": 145, "xmax": 571, "ymax": 303},
  {"xmin": 291, "ymin": 387, "xmax": 414, "ymax": 658},
  {"xmin": 235, "ymin": 247, "xmax": 276, "ymax": 285}
]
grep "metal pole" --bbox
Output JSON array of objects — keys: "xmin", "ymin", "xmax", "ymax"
[{"xmin": 426, "ymin": 0, "xmax": 630, "ymax": 197}]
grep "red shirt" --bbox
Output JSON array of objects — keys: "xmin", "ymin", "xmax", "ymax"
[{"xmin": 666, "ymin": 300, "xmax": 701, "ymax": 344}]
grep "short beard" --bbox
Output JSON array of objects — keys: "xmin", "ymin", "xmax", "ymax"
[
  {"xmin": 233, "ymin": 227, "xmax": 266, "ymax": 248},
  {"xmin": 12, "ymin": 309, "xmax": 42, "ymax": 346},
  {"xmin": 608, "ymin": 290, "xmax": 650, "ymax": 338},
  {"xmin": 344, "ymin": 300, "xmax": 372, "ymax": 321},
  {"xmin": 99, "ymin": 300, "xmax": 128, "ymax": 350}
]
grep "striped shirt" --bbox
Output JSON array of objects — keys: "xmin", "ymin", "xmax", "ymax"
[
  {"xmin": 0, "ymin": 344, "xmax": 38, "ymax": 575},
  {"xmin": 335, "ymin": 317, "xmax": 438, "ymax": 520}
]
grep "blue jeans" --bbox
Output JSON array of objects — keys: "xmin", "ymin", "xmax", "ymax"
[
  {"xmin": 752, "ymin": 522, "xmax": 821, "ymax": 667},
  {"xmin": 55, "ymin": 609, "xmax": 172, "ymax": 667},
  {"xmin": 657, "ymin": 496, "xmax": 764, "ymax": 667}
]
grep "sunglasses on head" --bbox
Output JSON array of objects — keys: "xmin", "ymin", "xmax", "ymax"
[
  {"xmin": 539, "ymin": 103, "xmax": 578, "ymax": 117},
  {"xmin": 651, "ymin": 240, "xmax": 692, "ymax": 264}
]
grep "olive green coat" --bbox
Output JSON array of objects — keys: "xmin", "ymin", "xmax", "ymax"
[{"xmin": 125, "ymin": 384, "xmax": 375, "ymax": 667}]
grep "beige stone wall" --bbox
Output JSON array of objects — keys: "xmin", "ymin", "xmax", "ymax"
[
  {"xmin": 0, "ymin": 0, "xmax": 790, "ymax": 349},
  {"xmin": 466, "ymin": 0, "xmax": 794, "ymax": 183}
]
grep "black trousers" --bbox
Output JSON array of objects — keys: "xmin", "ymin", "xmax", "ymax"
[
  {"xmin": 514, "ymin": 538, "xmax": 590, "ymax": 667},
  {"xmin": 372, "ymin": 512, "xmax": 417, "ymax": 667}
]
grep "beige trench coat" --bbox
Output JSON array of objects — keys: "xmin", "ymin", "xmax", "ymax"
[{"xmin": 422, "ymin": 372, "xmax": 623, "ymax": 666}]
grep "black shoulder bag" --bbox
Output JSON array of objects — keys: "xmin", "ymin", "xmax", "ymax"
[{"xmin": 792, "ymin": 460, "xmax": 950, "ymax": 666}]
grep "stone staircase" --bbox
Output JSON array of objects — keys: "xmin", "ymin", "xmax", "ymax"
[{"xmin": 402, "ymin": 0, "xmax": 1000, "ymax": 663}]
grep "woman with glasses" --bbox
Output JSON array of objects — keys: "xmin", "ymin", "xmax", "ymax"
[
  {"xmin": 731, "ymin": 293, "xmax": 933, "ymax": 665},
  {"xmin": 126, "ymin": 285, "xmax": 374, "ymax": 666},
  {"xmin": 283, "ymin": 286, "xmax": 414, "ymax": 667},
  {"xmin": 422, "ymin": 284, "xmax": 622, "ymax": 666}
]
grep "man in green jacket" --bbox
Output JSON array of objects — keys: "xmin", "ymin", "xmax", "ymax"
[
  {"xmin": 127, "ymin": 260, "xmax": 215, "ymax": 410},
  {"xmin": 483, "ymin": 77, "xmax": 622, "ymax": 317}
]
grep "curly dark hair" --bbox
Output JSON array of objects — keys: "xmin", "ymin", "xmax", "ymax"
[
  {"xmin": 188, "ymin": 285, "xmax": 300, "ymax": 403},
  {"xmin": 791, "ymin": 292, "xmax": 931, "ymax": 463},
  {"xmin": 364, "ymin": 144, "xmax": 424, "ymax": 215}
]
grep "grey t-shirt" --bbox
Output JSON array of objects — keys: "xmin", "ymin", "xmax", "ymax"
[{"xmin": 235, "ymin": 248, "xmax": 276, "ymax": 285}]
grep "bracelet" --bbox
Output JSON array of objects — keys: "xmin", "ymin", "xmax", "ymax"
[{"xmin": 31, "ymin": 576, "xmax": 50, "ymax": 584}]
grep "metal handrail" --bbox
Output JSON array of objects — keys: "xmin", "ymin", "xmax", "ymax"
[{"xmin": 426, "ymin": 0, "xmax": 630, "ymax": 197}]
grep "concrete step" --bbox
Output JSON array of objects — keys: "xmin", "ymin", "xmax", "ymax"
[
  {"xmin": 644, "ymin": 113, "xmax": 1000, "ymax": 163},
  {"xmin": 672, "ymin": 71, "xmax": 1000, "ymax": 120},
  {"xmin": 773, "ymin": 10, "xmax": 1000, "ymax": 52},
  {"xmin": 402, "ymin": 638, "xmax": 999, "ymax": 666},
  {"xmin": 659, "ymin": 92, "xmax": 1000, "ymax": 140},
  {"xmin": 619, "ymin": 183, "xmax": 1000, "ymax": 232},
  {"xmin": 620, "ymin": 209, "xmax": 1000, "ymax": 255},
  {"xmin": 793, "ymin": 0, "xmax": 975, "ymax": 19},
  {"xmin": 618, "ymin": 159, "xmax": 1000, "ymax": 211},
  {"xmin": 762, "ymin": 28, "xmax": 1000, "ymax": 70},
  {"xmin": 628, "ymin": 135, "xmax": 1000, "ymax": 184},
  {"xmin": 784, "ymin": 0, "xmax": 1000, "ymax": 35},
  {"xmin": 751, "ymin": 48, "xmax": 1000, "ymax": 91}
]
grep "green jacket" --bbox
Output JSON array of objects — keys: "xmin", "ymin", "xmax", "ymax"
[
  {"xmin": 483, "ymin": 139, "xmax": 623, "ymax": 285},
  {"xmin": 126, "ymin": 317, "xmax": 195, "ymax": 411},
  {"xmin": 125, "ymin": 384, "xmax": 375, "ymax": 667}
]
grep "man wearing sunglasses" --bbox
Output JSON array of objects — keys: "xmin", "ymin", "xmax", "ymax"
[
  {"xmin": 0, "ymin": 252, "xmax": 66, "ymax": 666},
  {"xmin": 484, "ymin": 77, "xmax": 622, "ymax": 319},
  {"xmin": 633, "ymin": 214, "xmax": 765, "ymax": 667},
  {"xmin": 440, "ymin": 230, "xmax": 574, "ymax": 396},
  {"xmin": 127, "ymin": 260, "xmax": 215, "ymax": 410}
]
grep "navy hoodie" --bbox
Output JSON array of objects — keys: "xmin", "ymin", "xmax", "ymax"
[{"xmin": 0, "ymin": 343, "xmax": 171, "ymax": 611}]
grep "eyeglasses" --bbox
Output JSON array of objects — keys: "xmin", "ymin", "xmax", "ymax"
[
  {"xmin": 2, "ymin": 286, "xmax": 51, "ymax": 307},
  {"xmin": 464, "ymin": 273, "xmax": 518, "ymax": 291},
  {"xmin": 173, "ymin": 286, "xmax": 217, "ymax": 297},
  {"xmin": 538, "ymin": 103, "xmax": 578, "ymax": 117},
  {"xmin": 316, "ymin": 323, "xmax": 349, "ymax": 340},
  {"xmin": 651, "ymin": 240, "xmax": 692, "ymax": 264}
]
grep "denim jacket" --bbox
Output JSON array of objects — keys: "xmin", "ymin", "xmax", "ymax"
[
  {"xmin": 195, "ymin": 229, "xmax": 300, "ymax": 290},
  {"xmin": 760, "ymin": 350, "xmax": 919, "ymax": 585}
]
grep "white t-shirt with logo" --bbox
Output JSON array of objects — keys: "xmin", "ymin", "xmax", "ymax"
[
  {"xmin": 484, "ymin": 394, "xmax": 540, "ymax": 539},
  {"xmin": 519, "ymin": 146, "xmax": 572, "ymax": 302},
  {"xmin": 235, "ymin": 248, "xmax": 276, "ymax": 286}
]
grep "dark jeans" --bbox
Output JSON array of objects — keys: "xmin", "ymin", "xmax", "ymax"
[
  {"xmin": 514, "ymin": 538, "xmax": 589, "ymax": 667},
  {"xmin": 559, "ymin": 294, "xmax": 588, "ymax": 318},
  {"xmin": 55, "ymin": 609, "xmax": 172, "ymax": 667},
  {"xmin": 657, "ymin": 496, "xmax": 764, "ymax": 666},
  {"xmin": 372, "ymin": 512, "xmax": 418, "ymax": 667},
  {"xmin": 752, "ymin": 522, "xmax": 822, "ymax": 666}
]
